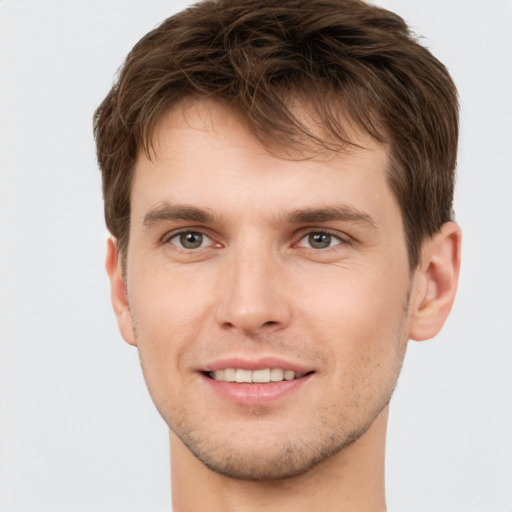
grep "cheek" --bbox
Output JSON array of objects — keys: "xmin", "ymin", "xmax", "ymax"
[
  {"xmin": 127, "ymin": 288, "xmax": 195, "ymax": 416},
  {"xmin": 129, "ymin": 260, "xmax": 210, "ymax": 329},
  {"xmin": 127, "ymin": 263, "xmax": 217, "ymax": 376},
  {"xmin": 303, "ymin": 263, "xmax": 410, "ymax": 375}
]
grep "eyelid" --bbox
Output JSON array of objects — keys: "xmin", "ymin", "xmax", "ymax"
[
  {"xmin": 162, "ymin": 228, "xmax": 219, "ymax": 248},
  {"xmin": 160, "ymin": 226, "xmax": 352, "ymax": 249},
  {"xmin": 294, "ymin": 228, "xmax": 351, "ymax": 247}
]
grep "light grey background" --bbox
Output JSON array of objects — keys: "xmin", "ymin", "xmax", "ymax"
[{"xmin": 1, "ymin": 1, "xmax": 511, "ymax": 510}]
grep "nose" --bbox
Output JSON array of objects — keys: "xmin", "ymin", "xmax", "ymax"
[{"xmin": 215, "ymin": 246, "xmax": 292, "ymax": 336}]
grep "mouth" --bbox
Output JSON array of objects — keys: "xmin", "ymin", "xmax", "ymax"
[
  {"xmin": 204, "ymin": 368, "xmax": 313, "ymax": 383},
  {"xmin": 199, "ymin": 358, "xmax": 316, "ymax": 405}
]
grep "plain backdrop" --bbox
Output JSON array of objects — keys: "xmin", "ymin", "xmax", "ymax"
[{"xmin": 1, "ymin": 1, "xmax": 511, "ymax": 511}]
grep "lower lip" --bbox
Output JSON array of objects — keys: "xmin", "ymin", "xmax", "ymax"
[{"xmin": 201, "ymin": 373, "xmax": 313, "ymax": 406}]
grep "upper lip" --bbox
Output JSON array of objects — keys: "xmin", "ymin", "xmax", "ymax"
[{"xmin": 202, "ymin": 356, "xmax": 314, "ymax": 374}]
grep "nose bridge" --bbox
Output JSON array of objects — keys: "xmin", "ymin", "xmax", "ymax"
[{"xmin": 215, "ymin": 237, "xmax": 291, "ymax": 335}]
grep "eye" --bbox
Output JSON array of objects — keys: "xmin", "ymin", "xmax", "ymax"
[
  {"xmin": 297, "ymin": 231, "xmax": 344, "ymax": 250},
  {"xmin": 168, "ymin": 230, "xmax": 213, "ymax": 250}
]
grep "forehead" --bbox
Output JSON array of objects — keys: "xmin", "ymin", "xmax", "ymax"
[
  {"xmin": 131, "ymin": 99, "xmax": 397, "ymax": 228},
  {"xmin": 145, "ymin": 98, "xmax": 383, "ymax": 163}
]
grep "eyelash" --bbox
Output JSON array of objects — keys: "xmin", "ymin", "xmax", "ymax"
[
  {"xmin": 294, "ymin": 229, "xmax": 349, "ymax": 250},
  {"xmin": 163, "ymin": 229, "xmax": 217, "ymax": 250},
  {"xmin": 162, "ymin": 228, "xmax": 350, "ymax": 252}
]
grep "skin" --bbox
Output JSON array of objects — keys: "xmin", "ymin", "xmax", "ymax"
[{"xmin": 107, "ymin": 100, "xmax": 461, "ymax": 511}]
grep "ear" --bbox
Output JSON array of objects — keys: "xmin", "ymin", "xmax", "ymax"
[
  {"xmin": 409, "ymin": 222, "xmax": 462, "ymax": 341},
  {"xmin": 105, "ymin": 238, "xmax": 136, "ymax": 346}
]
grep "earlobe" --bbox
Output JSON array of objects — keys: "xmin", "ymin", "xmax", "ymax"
[
  {"xmin": 105, "ymin": 238, "xmax": 137, "ymax": 346},
  {"xmin": 409, "ymin": 222, "xmax": 462, "ymax": 341}
]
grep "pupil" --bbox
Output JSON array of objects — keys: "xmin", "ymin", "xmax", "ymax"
[
  {"xmin": 180, "ymin": 232, "xmax": 203, "ymax": 249},
  {"xmin": 309, "ymin": 233, "xmax": 331, "ymax": 249}
]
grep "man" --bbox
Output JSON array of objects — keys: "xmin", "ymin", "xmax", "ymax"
[{"xmin": 94, "ymin": 0, "xmax": 461, "ymax": 510}]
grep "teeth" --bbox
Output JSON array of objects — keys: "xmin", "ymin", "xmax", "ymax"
[
  {"xmin": 270, "ymin": 368, "xmax": 284, "ymax": 381},
  {"xmin": 235, "ymin": 369, "xmax": 252, "ymax": 383},
  {"xmin": 211, "ymin": 368, "xmax": 306, "ymax": 383},
  {"xmin": 214, "ymin": 369, "xmax": 225, "ymax": 381},
  {"xmin": 252, "ymin": 368, "xmax": 271, "ymax": 383},
  {"xmin": 223, "ymin": 368, "xmax": 236, "ymax": 382},
  {"xmin": 284, "ymin": 370, "xmax": 295, "ymax": 381}
]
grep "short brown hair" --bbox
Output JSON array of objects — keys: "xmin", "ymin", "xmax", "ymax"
[{"xmin": 94, "ymin": 0, "xmax": 458, "ymax": 270}]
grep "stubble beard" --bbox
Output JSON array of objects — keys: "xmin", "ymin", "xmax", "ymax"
[
  {"xmin": 133, "ymin": 294, "xmax": 411, "ymax": 481},
  {"xmin": 170, "ymin": 401, "xmax": 393, "ymax": 481},
  {"xmin": 139, "ymin": 346, "xmax": 408, "ymax": 481}
]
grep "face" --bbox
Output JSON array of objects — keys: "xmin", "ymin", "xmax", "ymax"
[{"xmin": 120, "ymin": 100, "xmax": 415, "ymax": 479}]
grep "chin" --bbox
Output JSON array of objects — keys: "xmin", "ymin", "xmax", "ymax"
[{"xmin": 170, "ymin": 411, "xmax": 377, "ymax": 481}]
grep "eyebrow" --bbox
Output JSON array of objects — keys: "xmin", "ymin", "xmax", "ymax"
[
  {"xmin": 142, "ymin": 202, "xmax": 377, "ymax": 230},
  {"xmin": 286, "ymin": 206, "xmax": 377, "ymax": 228},
  {"xmin": 143, "ymin": 203, "xmax": 214, "ymax": 228}
]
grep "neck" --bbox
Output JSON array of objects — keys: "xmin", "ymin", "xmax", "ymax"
[{"xmin": 170, "ymin": 407, "xmax": 388, "ymax": 512}]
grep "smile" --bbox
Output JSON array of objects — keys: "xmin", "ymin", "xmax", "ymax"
[
  {"xmin": 201, "ymin": 358, "xmax": 316, "ymax": 404},
  {"xmin": 209, "ymin": 368, "xmax": 308, "ymax": 383}
]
